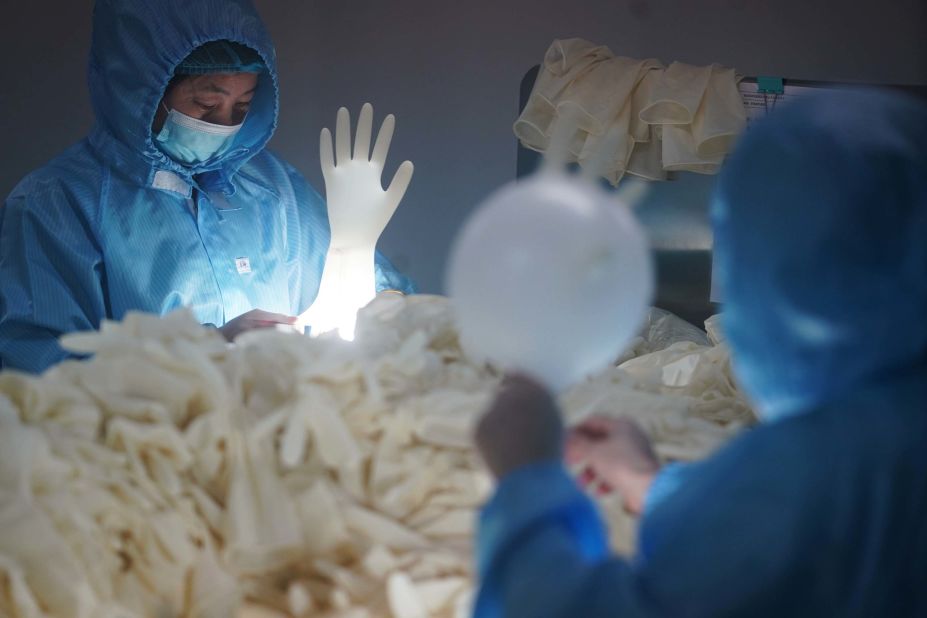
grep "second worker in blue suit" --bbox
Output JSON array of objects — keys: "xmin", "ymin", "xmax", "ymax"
[{"xmin": 473, "ymin": 90, "xmax": 927, "ymax": 617}]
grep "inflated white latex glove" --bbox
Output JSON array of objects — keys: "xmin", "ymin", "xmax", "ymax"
[{"xmin": 297, "ymin": 103, "xmax": 414, "ymax": 340}]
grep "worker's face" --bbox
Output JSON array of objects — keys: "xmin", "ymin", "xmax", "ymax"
[{"xmin": 153, "ymin": 72, "xmax": 258, "ymax": 132}]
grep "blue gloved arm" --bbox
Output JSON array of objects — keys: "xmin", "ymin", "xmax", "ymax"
[
  {"xmin": 476, "ymin": 462, "xmax": 652, "ymax": 618},
  {"xmin": 374, "ymin": 252, "xmax": 416, "ymax": 295},
  {"xmin": 0, "ymin": 183, "xmax": 105, "ymax": 373},
  {"xmin": 477, "ymin": 420, "xmax": 831, "ymax": 618}
]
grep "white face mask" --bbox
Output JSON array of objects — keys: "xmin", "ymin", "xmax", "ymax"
[{"xmin": 155, "ymin": 103, "xmax": 243, "ymax": 165}]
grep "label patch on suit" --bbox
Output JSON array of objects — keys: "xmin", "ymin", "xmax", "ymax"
[{"xmin": 235, "ymin": 257, "xmax": 252, "ymax": 274}]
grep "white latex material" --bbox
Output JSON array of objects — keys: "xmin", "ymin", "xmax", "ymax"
[
  {"xmin": 704, "ymin": 313, "xmax": 725, "ymax": 345},
  {"xmin": 661, "ymin": 125, "xmax": 724, "ymax": 174},
  {"xmin": 577, "ymin": 102, "xmax": 633, "ymax": 186},
  {"xmin": 514, "ymin": 39, "xmax": 746, "ymax": 183},
  {"xmin": 638, "ymin": 61, "xmax": 713, "ymax": 125},
  {"xmin": 447, "ymin": 170, "xmax": 653, "ymax": 392},
  {"xmin": 629, "ymin": 69, "xmax": 660, "ymax": 143},
  {"xmin": 692, "ymin": 66, "xmax": 747, "ymax": 156},
  {"xmin": 0, "ymin": 298, "xmax": 755, "ymax": 615},
  {"xmin": 297, "ymin": 103, "xmax": 414, "ymax": 340},
  {"xmin": 642, "ymin": 64, "xmax": 745, "ymax": 174},
  {"xmin": 561, "ymin": 56, "xmax": 660, "ymax": 138},
  {"xmin": 513, "ymin": 39, "xmax": 613, "ymax": 151},
  {"xmin": 626, "ymin": 130, "xmax": 667, "ymax": 181}
]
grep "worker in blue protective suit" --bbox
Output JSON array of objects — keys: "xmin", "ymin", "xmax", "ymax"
[
  {"xmin": 0, "ymin": 0, "xmax": 414, "ymax": 374},
  {"xmin": 473, "ymin": 89, "xmax": 927, "ymax": 617}
]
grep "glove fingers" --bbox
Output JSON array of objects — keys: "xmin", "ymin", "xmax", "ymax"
[
  {"xmin": 371, "ymin": 114, "xmax": 396, "ymax": 167},
  {"xmin": 354, "ymin": 103, "xmax": 374, "ymax": 160},
  {"xmin": 335, "ymin": 107, "xmax": 351, "ymax": 165},
  {"xmin": 384, "ymin": 160, "xmax": 414, "ymax": 213},
  {"xmin": 320, "ymin": 128, "xmax": 335, "ymax": 178}
]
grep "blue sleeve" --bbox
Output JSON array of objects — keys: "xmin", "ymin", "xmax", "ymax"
[
  {"xmin": 374, "ymin": 252, "xmax": 416, "ymax": 295},
  {"xmin": 282, "ymin": 168, "xmax": 327, "ymax": 314},
  {"xmin": 476, "ymin": 422, "xmax": 832, "ymax": 618},
  {"xmin": 642, "ymin": 462, "xmax": 692, "ymax": 516},
  {"xmin": 476, "ymin": 462, "xmax": 652, "ymax": 618},
  {"xmin": 0, "ymin": 182, "xmax": 105, "ymax": 373}
]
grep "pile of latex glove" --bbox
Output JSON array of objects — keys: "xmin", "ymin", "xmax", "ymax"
[
  {"xmin": 515, "ymin": 38, "xmax": 747, "ymax": 184},
  {"xmin": 0, "ymin": 295, "xmax": 753, "ymax": 618}
]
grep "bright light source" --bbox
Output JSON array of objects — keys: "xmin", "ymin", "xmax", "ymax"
[{"xmin": 296, "ymin": 253, "xmax": 375, "ymax": 341}]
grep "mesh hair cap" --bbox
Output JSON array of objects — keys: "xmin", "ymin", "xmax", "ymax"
[{"xmin": 175, "ymin": 40, "xmax": 265, "ymax": 75}]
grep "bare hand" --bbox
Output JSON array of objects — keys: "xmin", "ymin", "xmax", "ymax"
[
  {"xmin": 218, "ymin": 309, "xmax": 298, "ymax": 342},
  {"xmin": 475, "ymin": 374, "xmax": 564, "ymax": 479},
  {"xmin": 566, "ymin": 416, "xmax": 660, "ymax": 515}
]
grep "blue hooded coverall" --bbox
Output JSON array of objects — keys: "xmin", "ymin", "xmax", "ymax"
[
  {"xmin": 0, "ymin": 0, "xmax": 414, "ymax": 374},
  {"xmin": 475, "ymin": 90, "xmax": 927, "ymax": 617}
]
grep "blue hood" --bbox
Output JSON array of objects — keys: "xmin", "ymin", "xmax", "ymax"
[
  {"xmin": 713, "ymin": 90, "xmax": 927, "ymax": 420},
  {"xmin": 87, "ymin": 0, "xmax": 279, "ymax": 188}
]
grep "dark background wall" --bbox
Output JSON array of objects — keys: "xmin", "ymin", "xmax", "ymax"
[{"xmin": 2, "ymin": 0, "xmax": 925, "ymax": 293}]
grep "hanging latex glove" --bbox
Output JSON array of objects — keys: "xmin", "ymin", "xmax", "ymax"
[{"xmin": 298, "ymin": 103, "xmax": 414, "ymax": 340}]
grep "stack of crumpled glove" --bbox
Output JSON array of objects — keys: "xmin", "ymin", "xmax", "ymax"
[
  {"xmin": 515, "ymin": 38, "xmax": 747, "ymax": 184},
  {"xmin": 0, "ymin": 295, "xmax": 753, "ymax": 618}
]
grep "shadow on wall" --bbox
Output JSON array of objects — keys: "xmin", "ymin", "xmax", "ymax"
[{"xmin": 0, "ymin": 1, "xmax": 95, "ymax": 199}]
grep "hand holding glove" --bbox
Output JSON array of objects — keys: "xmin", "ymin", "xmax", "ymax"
[
  {"xmin": 475, "ymin": 374, "xmax": 565, "ymax": 479},
  {"xmin": 298, "ymin": 103, "xmax": 413, "ymax": 339},
  {"xmin": 218, "ymin": 309, "xmax": 297, "ymax": 342},
  {"xmin": 565, "ymin": 416, "xmax": 660, "ymax": 515}
]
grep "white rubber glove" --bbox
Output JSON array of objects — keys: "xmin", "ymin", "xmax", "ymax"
[{"xmin": 297, "ymin": 103, "xmax": 414, "ymax": 340}]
